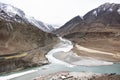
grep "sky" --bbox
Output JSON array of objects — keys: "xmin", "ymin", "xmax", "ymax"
[{"xmin": 0, "ymin": 0, "xmax": 120, "ymax": 25}]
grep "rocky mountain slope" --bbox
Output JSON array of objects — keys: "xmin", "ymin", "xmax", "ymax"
[
  {"xmin": 53, "ymin": 16, "xmax": 83, "ymax": 36},
  {"xmin": 55, "ymin": 3, "xmax": 120, "ymax": 61},
  {"xmin": 55, "ymin": 3, "xmax": 120, "ymax": 35},
  {"xmin": 84, "ymin": 3, "xmax": 120, "ymax": 25},
  {"xmin": 0, "ymin": 2, "xmax": 58, "ymax": 73}
]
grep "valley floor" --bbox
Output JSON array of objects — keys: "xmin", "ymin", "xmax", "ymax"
[{"xmin": 73, "ymin": 44, "xmax": 120, "ymax": 62}]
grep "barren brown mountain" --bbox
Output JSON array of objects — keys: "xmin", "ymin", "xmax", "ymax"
[{"xmin": 55, "ymin": 3, "xmax": 120, "ymax": 61}]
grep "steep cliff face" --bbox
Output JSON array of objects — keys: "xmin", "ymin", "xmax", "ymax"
[{"xmin": 0, "ymin": 2, "xmax": 58, "ymax": 73}]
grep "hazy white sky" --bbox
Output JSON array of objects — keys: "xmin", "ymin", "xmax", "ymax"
[{"xmin": 0, "ymin": 0, "xmax": 120, "ymax": 25}]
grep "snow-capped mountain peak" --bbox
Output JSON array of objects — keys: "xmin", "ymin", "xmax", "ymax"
[
  {"xmin": 0, "ymin": 2, "xmax": 25, "ymax": 17},
  {"xmin": 92, "ymin": 10, "xmax": 97, "ymax": 16},
  {"xmin": 0, "ymin": 2, "xmax": 56, "ymax": 33},
  {"xmin": 84, "ymin": 3, "xmax": 120, "ymax": 25},
  {"xmin": 97, "ymin": 3, "xmax": 120, "ymax": 13},
  {"xmin": 85, "ymin": 3, "xmax": 120, "ymax": 18}
]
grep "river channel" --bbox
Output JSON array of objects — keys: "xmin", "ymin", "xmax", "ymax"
[{"xmin": 0, "ymin": 37, "xmax": 120, "ymax": 80}]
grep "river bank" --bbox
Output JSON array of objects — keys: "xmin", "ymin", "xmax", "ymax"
[
  {"xmin": 1, "ymin": 63, "xmax": 120, "ymax": 80},
  {"xmin": 0, "ymin": 37, "xmax": 120, "ymax": 80},
  {"xmin": 34, "ymin": 71, "xmax": 120, "ymax": 80}
]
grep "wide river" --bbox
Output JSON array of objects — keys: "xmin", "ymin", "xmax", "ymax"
[{"xmin": 0, "ymin": 37, "xmax": 120, "ymax": 80}]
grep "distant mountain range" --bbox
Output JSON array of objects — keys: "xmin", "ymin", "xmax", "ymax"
[
  {"xmin": 55, "ymin": 3, "xmax": 120, "ymax": 36},
  {"xmin": 54, "ymin": 3, "xmax": 120, "ymax": 57}
]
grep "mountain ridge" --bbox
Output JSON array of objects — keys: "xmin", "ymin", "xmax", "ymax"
[
  {"xmin": 83, "ymin": 2, "xmax": 120, "ymax": 25},
  {"xmin": 0, "ymin": 2, "xmax": 56, "ymax": 33}
]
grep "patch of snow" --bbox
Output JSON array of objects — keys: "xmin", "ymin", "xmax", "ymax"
[
  {"xmin": 26, "ymin": 16, "xmax": 40, "ymax": 27},
  {"xmin": 80, "ymin": 16, "xmax": 84, "ymax": 20},
  {"xmin": 93, "ymin": 10, "xmax": 97, "ymax": 16},
  {"xmin": 103, "ymin": 7, "xmax": 106, "ymax": 11},
  {"xmin": 43, "ymin": 23, "xmax": 50, "ymax": 30},
  {"xmin": 26, "ymin": 16, "xmax": 55, "ymax": 32},
  {"xmin": 0, "ymin": 2, "xmax": 25, "ymax": 17},
  {"xmin": 25, "ymin": 15, "xmax": 51, "ymax": 32},
  {"xmin": 117, "ymin": 8, "xmax": 120, "ymax": 14},
  {"xmin": 50, "ymin": 24, "xmax": 60, "ymax": 29},
  {"xmin": 109, "ymin": 8, "xmax": 113, "ymax": 12},
  {"xmin": 5, "ymin": 6, "xmax": 17, "ymax": 15}
]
